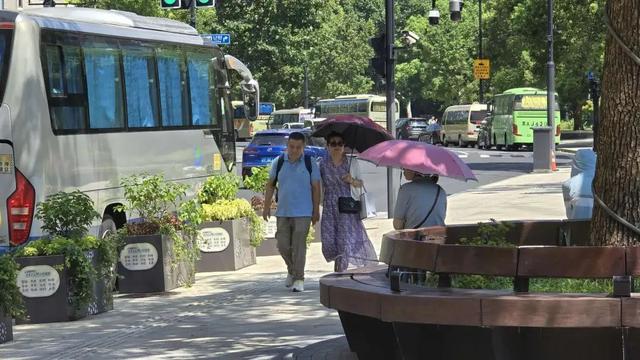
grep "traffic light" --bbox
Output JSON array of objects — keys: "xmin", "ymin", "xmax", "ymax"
[
  {"xmin": 180, "ymin": 0, "xmax": 215, "ymax": 8},
  {"xmin": 161, "ymin": 0, "xmax": 181, "ymax": 9},
  {"xmin": 369, "ymin": 33, "xmax": 386, "ymax": 79},
  {"xmin": 195, "ymin": 0, "xmax": 214, "ymax": 7}
]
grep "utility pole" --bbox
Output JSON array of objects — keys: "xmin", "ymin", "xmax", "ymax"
[
  {"xmin": 385, "ymin": 0, "xmax": 397, "ymax": 217},
  {"xmin": 303, "ymin": 64, "xmax": 309, "ymax": 109},
  {"xmin": 189, "ymin": 0, "xmax": 196, "ymax": 29},
  {"xmin": 546, "ymin": 0, "xmax": 556, "ymax": 155},
  {"xmin": 478, "ymin": 0, "xmax": 484, "ymax": 104}
]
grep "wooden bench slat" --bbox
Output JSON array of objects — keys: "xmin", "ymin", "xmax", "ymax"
[
  {"xmin": 482, "ymin": 296, "xmax": 621, "ymax": 327},
  {"xmin": 517, "ymin": 246, "xmax": 626, "ymax": 278},
  {"xmin": 626, "ymin": 247, "xmax": 640, "ymax": 276},
  {"xmin": 381, "ymin": 293, "xmax": 482, "ymax": 326},
  {"xmin": 435, "ymin": 244, "xmax": 518, "ymax": 276},
  {"xmin": 380, "ymin": 237, "xmax": 438, "ymax": 270},
  {"xmin": 622, "ymin": 295, "xmax": 640, "ymax": 327}
]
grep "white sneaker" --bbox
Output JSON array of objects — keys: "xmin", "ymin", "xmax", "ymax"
[
  {"xmin": 292, "ymin": 280, "xmax": 304, "ymax": 292},
  {"xmin": 285, "ymin": 274, "xmax": 294, "ymax": 288}
]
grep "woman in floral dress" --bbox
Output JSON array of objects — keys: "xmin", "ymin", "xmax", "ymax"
[{"xmin": 320, "ymin": 132, "xmax": 377, "ymax": 272}]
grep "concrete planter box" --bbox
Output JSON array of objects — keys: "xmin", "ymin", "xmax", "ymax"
[
  {"xmin": 196, "ymin": 219, "xmax": 256, "ymax": 271},
  {"xmin": 0, "ymin": 310, "xmax": 12, "ymax": 344},
  {"xmin": 84, "ymin": 250, "xmax": 113, "ymax": 315},
  {"xmin": 117, "ymin": 234, "xmax": 193, "ymax": 294},
  {"xmin": 14, "ymin": 255, "xmax": 87, "ymax": 324}
]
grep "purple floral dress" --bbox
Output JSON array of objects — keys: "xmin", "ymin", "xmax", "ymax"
[{"xmin": 320, "ymin": 157, "xmax": 377, "ymax": 272}]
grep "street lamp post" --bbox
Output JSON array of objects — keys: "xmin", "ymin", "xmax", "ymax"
[
  {"xmin": 546, "ymin": 0, "xmax": 556, "ymax": 156},
  {"xmin": 385, "ymin": 0, "xmax": 398, "ymax": 217},
  {"xmin": 478, "ymin": 0, "xmax": 484, "ymax": 104}
]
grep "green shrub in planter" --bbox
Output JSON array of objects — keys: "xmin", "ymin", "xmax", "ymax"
[
  {"xmin": 202, "ymin": 199, "xmax": 265, "ymax": 247},
  {"xmin": 116, "ymin": 174, "xmax": 200, "ymax": 291},
  {"xmin": 0, "ymin": 254, "xmax": 23, "ymax": 342}
]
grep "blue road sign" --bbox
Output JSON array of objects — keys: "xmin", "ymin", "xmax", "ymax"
[{"xmin": 203, "ymin": 33, "xmax": 231, "ymax": 45}]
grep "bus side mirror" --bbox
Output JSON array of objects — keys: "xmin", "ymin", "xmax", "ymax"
[{"xmin": 241, "ymin": 79, "xmax": 260, "ymax": 121}]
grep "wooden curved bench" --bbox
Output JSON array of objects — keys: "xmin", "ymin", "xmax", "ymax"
[{"xmin": 320, "ymin": 221, "xmax": 640, "ymax": 360}]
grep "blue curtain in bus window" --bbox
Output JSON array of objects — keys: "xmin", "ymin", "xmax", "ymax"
[
  {"xmin": 84, "ymin": 48, "xmax": 124, "ymax": 129},
  {"xmin": 157, "ymin": 54, "xmax": 185, "ymax": 126},
  {"xmin": 188, "ymin": 57, "xmax": 212, "ymax": 126},
  {"xmin": 63, "ymin": 47, "xmax": 84, "ymax": 95},
  {"xmin": 123, "ymin": 51, "xmax": 158, "ymax": 128}
]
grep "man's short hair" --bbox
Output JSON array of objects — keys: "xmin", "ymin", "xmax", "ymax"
[{"xmin": 288, "ymin": 132, "xmax": 306, "ymax": 143}]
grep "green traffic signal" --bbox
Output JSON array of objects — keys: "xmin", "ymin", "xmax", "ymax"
[
  {"xmin": 161, "ymin": 0, "xmax": 181, "ymax": 8},
  {"xmin": 196, "ymin": 0, "xmax": 214, "ymax": 7}
]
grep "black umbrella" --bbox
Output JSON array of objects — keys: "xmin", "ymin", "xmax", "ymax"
[{"xmin": 311, "ymin": 115, "xmax": 393, "ymax": 152}]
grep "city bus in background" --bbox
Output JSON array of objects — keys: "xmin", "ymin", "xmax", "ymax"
[
  {"xmin": 313, "ymin": 94, "xmax": 399, "ymax": 130},
  {"xmin": 441, "ymin": 103, "xmax": 489, "ymax": 147},
  {"xmin": 232, "ymin": 101, "xmax": 275, "ymax": 140},
  {"xmin": 268, "ymin": 107, "xmax": 314, "ymax": 129},
  {"xmin": 489, "ymin": 88, "xmax": 561, "ymax": 150},
  {"xmin": 0, "ymin": 7, "xmax": 259, "ymax": 250}
]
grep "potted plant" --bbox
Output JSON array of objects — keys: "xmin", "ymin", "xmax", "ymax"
[
  {"xmin": 12, "ymin": 190, "xmax": 112, "ymax": 324},
  {"xmin": 0, "ymin": 254, "xmax": 23, "ymax": 343},
  {"xmin": 196, "ymin": 173, "xmax": 263, "ymax": 271},
  {"xmin": 34, "ymin": 190, "xmax": 117, "ymax": 315},
  {"xmin": 115, "ymin": 174, "xmax": 199, "ymax": 293}
]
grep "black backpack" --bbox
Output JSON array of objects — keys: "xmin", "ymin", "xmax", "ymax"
[{"xmin": 273, "ymin": 154, "xmax": 313, "ymax": 202}]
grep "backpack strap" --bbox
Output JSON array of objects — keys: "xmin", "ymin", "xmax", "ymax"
[
  {"xmin": 304, "ymin": 154, "xmax": 312, "ymax": 177},
  {"xmin": 273, "ymin": 154, "xmax": 285, "ymax": 185}
]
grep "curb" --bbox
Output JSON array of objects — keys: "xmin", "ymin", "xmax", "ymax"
[{"xmin": 558, "ymin": 148, "xmax": 578, "ymax": 154}]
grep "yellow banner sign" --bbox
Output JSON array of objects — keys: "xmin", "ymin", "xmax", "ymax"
[{"xmin": 473, "ymin": 59, "xmax": 490, "ymax": 80}]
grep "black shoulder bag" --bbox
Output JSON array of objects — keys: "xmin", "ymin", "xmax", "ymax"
[
  {"xmin": 338, "ymin": 155, "xmax": 361, "ymax": 214},
  {"xmin": 413, "ymin": 187, "xmax": 442, "ymax": 229}
]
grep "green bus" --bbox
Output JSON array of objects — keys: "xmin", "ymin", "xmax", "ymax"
[{"xmin": 489, "ymin": 87, "xmax": 561, "ymax": 150}]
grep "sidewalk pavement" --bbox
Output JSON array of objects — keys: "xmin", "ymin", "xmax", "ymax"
[{"xmin": 0, "ymin": 169, "xmax": 571, "ymax": 360}]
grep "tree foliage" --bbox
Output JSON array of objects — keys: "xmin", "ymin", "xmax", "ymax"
[{"xmin": 69, "ymin": 0, "xmax": 606, "ymax": 118}]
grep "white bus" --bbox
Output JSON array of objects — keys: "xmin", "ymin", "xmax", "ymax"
[
  {"xmin": 314, "ymin": 94, "xmax": 399, "ymax": 130},
  {"xmin": 442, "ymin": 103, "xmax": 489, "ymax": 147},
  {"xmin": 0, "ymin": 8, "xmax": 259, "ymax": 250},
  {"xmin": 267, "ymin": 107, "xmax": 314, "ymax": 129}
]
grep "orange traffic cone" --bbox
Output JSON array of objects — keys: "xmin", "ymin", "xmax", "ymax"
[{"xmin": 551, "ymin": 150, "xmax": 558, "ymax": 171}]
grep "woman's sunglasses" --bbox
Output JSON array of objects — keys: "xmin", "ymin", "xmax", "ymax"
[{"xmin": 328, "ymin": 141, "xmax": 344, "ymax": 147}]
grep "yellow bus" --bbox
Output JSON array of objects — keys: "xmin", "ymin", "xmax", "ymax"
[
  {"xmin": 232, "ymin": 101, "xmax": 275, "ymax": 140},
  {"xmin": 314, "ymin": 94, "xmax": 399, "ymax": 130}
]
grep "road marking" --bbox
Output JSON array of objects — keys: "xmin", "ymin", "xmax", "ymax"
[
  {"xmin": 480, "ymin": 154, "xmax": 490, "ymax": 158},
  {"xmin": 454, "ymin": 151, "xmax": 469, "ymax": 158}
]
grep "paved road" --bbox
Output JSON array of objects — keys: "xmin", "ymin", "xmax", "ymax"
[{"xmin": 235, "ymin": 142, "xmax": 575, "ymax": 214}]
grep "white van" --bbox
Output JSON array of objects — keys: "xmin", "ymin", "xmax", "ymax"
[
  {"xmin": 268, "ymin": 108, "xmax": 314, "ymax": 129},
  {"xmin": 442, "ymin": 103, "xmax": 489, "ymax": 147}
]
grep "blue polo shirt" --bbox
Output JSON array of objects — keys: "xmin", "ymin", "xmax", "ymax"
[{"xmin": 269, "ymin": 153, "xmax": 321, "ymax": 217}]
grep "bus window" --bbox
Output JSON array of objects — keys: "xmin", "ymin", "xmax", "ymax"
[
  {"xmin": 122, "ymin": 47, "xmax": 159, "ymax": 128},
  {"xmin": 44, "ymin": 44, "xmax": 87, "ymax": 131},
  {"xmin": 83, "ymin": 45, "xmax": 125, "ymax": 129},
  {"xmin": 188, "ymin": 53, "xmax": 216, "ymax": 126},
  {"xmin": 157, "ymin": 49, "xmax": 189, "ymax": 127},
  {"xmin": 45, "ymin": 46, "xmax": 64, "ymax": 97},
  {"xmin": 371, "ymin": 102, "xmax": 386, "ymax": 112}
]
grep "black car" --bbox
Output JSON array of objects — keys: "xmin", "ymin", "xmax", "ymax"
[{"xmin": 396, "ymin": 118, "xmax": 428, "ymax": 140}]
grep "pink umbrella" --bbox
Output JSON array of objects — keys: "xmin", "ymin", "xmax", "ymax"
[{"xmin": 358, "ymin": 140, "xmax": 477, "ymax": 181}]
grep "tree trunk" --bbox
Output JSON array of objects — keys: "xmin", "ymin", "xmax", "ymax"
[
  {"xmin": 591, "ymin": 1, "xmax": 640, "ymax": 246},
  {"xmin": 572, "ymin": 103, "xmax": 583, "ymax": 131}
]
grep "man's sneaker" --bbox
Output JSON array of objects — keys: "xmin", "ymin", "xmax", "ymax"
[
  {"xmin": 292, "ymin": 280, "xmax": 304, "ymax": 292},
  {"xmin": 285, "ymin": 274, "xmax": 294, "ymax": 288}
]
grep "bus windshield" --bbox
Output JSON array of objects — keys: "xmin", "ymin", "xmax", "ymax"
[{"xmin": 514, "ymin": 95, "xmax": 559, "ymax": 111}]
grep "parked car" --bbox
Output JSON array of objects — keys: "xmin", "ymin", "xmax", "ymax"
[
  {"xmin": 242, "ymin": 129, "xmax": 327, "ymax": 177},
  {"xmin": 417, "ymin": 123, "xmax": 443, "ymax": 145},
  {"xmin": 395, "ymin": 117, "xmax": 428, "ymax": 140},
  {"xmin": 476, "ymin": 116, "xmax": 492, "ymax": 149}
]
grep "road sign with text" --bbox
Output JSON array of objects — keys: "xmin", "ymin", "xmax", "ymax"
[
  {"xmin": 473, "ymin": 59, "xmax": 490, "ymax": 80},
  {"xmin": 203, "ymin": 33, "xmax": 231, "ymax": 45}
]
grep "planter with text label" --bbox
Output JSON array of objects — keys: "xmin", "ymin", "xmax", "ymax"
[
  {"xmin": 196, "ymin": 219, "xmax": 255, "ymax": 271},
  {"xmin": 117, "ymin": 234, "xmax": 192, "ymax": 293},
  {"xmin": 14, "ymin": 255, "xmax": 80, "ymax": 324}
]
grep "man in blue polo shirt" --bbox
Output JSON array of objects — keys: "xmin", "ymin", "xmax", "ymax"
[{"xmin": 263, "ymin": 132, "xmax": 321, "ymax": 292}]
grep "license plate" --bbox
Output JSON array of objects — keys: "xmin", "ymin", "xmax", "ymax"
[{"xmin": 522, "ymin": 121, "xmax": 546, "ymax": 127}]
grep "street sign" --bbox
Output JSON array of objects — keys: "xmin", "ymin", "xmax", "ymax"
[
  {"xmin": 203, "ymin": 33, "xmax": 231, "ymax": 45},
  {"xmin": 473, "ymin": 59, "xmax": 490, "ymax": 80}
]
